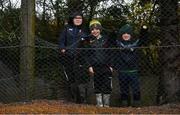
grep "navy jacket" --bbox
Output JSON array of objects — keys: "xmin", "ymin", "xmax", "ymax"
[
  {"xmin": 113, "ymin": 39, "xmax": 141, "ymax": 71},
  {"xmin": 59, "ymin": 24, "xmax": 88, "ymax": 57},
  {"xmin": 59, "ymin": 25, "xmax": 87, "ymax": 49}
]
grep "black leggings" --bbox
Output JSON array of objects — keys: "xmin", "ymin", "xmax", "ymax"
[{"xmin": 93, "ymin": 65, "xmax": 112, "ymax": 94}]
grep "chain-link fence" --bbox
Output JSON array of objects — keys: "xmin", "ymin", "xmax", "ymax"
[{"xmin": 0, "ymin": 0, "xmax": 179, "ymax": 107}]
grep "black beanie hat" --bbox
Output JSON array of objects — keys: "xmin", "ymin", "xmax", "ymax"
[{"xmin": 118, "ymin": 24, "xmax": 133, "ymax": 35}]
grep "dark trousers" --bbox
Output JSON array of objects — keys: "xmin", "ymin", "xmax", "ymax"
[
  {"xmin": 74, "ymin": 65, "xmax": 90, "ymax": 103},
  {"xmin": 118, "ymin": 72, "xmax": 141, "ymax": 101},
  {"xmin": 62, "ymin": 54, "xmax": 90, "ymax": 103},
  {"xmin": 93, "ymin": 65, "xmax": 112, "ymax": 94},
  {"xmin": 63, "ymin": 55, "xmax": 75, "ymax": 83}
]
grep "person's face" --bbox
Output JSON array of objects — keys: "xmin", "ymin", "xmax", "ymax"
[
  {"xmin": 91, "ymin": 28, "xmax": 101, "ymax": 38},
  {"xmin": 73, "ymin": 15, "xmax": 83, "ymax": 26},
  {"xmin": 122, "ymin": 33, "xmax": 131, "ymax": 41}
]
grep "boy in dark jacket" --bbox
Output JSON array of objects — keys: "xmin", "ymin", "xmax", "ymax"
[
  {"xmin": 59, "ymin": 11, "xmax": 88, "ymax": 103},
  {"xmin": 114, "ymin": 24, "xmax": 148, "ymax": 107},
  {"xmin": 86, "ymin": 19, "xmax": 113, "ymax": 107}
]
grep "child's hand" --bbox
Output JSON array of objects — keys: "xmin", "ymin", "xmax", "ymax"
[
  {"xmin": 60, "ymin": 49, "xmax": 66, "ymax": 53},
  {"xmin": 88, "ymin": 67, "xmax": 94, "ymax": 77},
  {"xmin": 109, "ymin": 67, "xmax": 113, "ymax": 72}
]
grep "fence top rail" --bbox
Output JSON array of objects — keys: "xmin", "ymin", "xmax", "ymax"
[{"xmin": 0, "ymin": 44, "xmax": 180, "ymax": 49}]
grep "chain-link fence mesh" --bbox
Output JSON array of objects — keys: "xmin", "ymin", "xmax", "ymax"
[{"xmin": 0, "ymin": 0, "xmax": 179, "ymax": 107}]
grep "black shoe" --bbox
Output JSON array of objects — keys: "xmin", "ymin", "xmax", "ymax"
[
  {"xmin": 120, "ymin": 100, "xmax": 128, "ymax": 107},
  {"xmin": 132, "ymin": 100, "xmax": 141, "ymax": 107}
]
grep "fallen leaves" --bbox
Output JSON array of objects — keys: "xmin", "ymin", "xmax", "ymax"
[{"xmin": 0, "ymin": 100, "xmax": 179, "ymax": 114}]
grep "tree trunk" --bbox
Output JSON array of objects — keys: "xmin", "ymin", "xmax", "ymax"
[
  {"xmin": 20, "ymin": 0, "xmax": 35, "ymax": 101},
  {"xmin": 158, "ymin": 0, "xmax": 180, "ymax": 104}
]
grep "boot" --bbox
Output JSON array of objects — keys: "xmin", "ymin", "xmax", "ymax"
[
  {"xmin": 78, "ymin": 84, "xmax": 88, "ymax": 103},
  {"xmin": 103, "ymin": 94, "xmax": 110, "ymax": 107},
  {"xmin": 96, "ymin": 93, "xmax": 103, "ymax": 107},
  {"xmin": 121, "ymin": 100, "xmax": 128, "ymax": 107},
  {"xmin": 132, "ymin": 100, "xmax": 141, "ymax": 107}
]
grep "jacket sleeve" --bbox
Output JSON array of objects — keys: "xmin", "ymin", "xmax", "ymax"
[
  {"xmin": 86, "ymin": 51, "xmax": 93, "ymax": 67},
  {"xmin": 105, "ymin": 37, "xmax": 113, "ymax": 67},
  {"xmin": 79, "ymin": 35, "xmax": 92, "ymax": 67},
  {"xmin": 59, "ymin": 27, "xmax": 67, "ymax": 49},
  {"xmin": 85, "ymin": 36, "xmax": 96, "ymax": 67}
]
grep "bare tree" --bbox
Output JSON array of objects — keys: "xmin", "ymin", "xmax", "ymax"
[
  {"xmin": 67, "ymin": 0, "xmax": 83, "ymax": 14},
  {"xmin": 0, "ymin": 0, "xmax": 10, "ymax": 10},
  {"xmin": 0, "ymin": 0, "xmax": 5, "ymax": 10}
]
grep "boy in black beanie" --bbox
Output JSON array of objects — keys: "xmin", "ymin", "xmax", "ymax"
[{"xmin": 113, "ymin": 24, "xmax": 149, "ymax": 107}]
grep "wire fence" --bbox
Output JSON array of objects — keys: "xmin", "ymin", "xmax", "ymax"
[{"xmin": 0, "ymin": 0, "xmax": 179, "ymax": 107}]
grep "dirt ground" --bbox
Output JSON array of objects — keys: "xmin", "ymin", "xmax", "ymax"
[{"xmin": 0, "ymin": 100, "xmax": 180, "ymax": 114}]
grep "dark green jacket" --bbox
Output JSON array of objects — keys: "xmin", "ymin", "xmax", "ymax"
[{"xmin": 85, "ymin": 35, "xmax": 110, "ymax": 67}]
